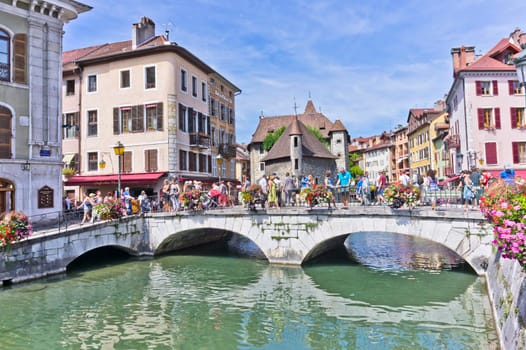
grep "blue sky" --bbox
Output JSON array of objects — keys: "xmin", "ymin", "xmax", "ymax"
[{"xmin": 63, "ymin": 0, "xmax": 526, "ymax": 144}]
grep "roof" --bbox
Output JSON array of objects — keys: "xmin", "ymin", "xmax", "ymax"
[
  {"xmin": 250, "ymin": 100, "xmax": 346, "ymax": 143},
  {"xmin": 458, "ymin": 37, "xmax": 520, "ymax": 73},
  {"xmin": 329, "ymin": 119, "xmax": 347, "ymax": 133},
  {"xmin": 62, "ymin": 34, "xmax": 241, "ymax": 92},
  {"xmin": 261, "ymin": 119, "xmax": 337, "ymax": 162}
]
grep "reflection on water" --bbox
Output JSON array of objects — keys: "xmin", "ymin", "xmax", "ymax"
[{"xmin": 0, "ymin": 234, "xmax": 498, "ymax": 349}]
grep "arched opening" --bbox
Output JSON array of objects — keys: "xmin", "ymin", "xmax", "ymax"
[
  {"xmin": 66, "ymin": 246, "xmax": 135, "ymax": 273},
  {"xmin": 155, "ymin": 228, "xmax": 267, "ymax": 260},
  {"xmin": 0, "ymin": 178, "xmax": 15, "ymax": 213}
]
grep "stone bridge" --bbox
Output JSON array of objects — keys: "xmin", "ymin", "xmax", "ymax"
[{"xmin": 0, "ymin": 207, "xmax": 493, "ymax": 285}]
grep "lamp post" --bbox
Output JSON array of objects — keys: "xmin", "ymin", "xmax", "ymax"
[
  {"xmin": 216, "ymin": 154, "xmax": 223, "ymax": 182},
  {"xmin": 113, "ymin": 141, "xmax": 125, "ymax": 198}
]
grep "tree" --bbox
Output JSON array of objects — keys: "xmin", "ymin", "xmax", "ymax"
[
  {"xmin": 348, "ymin": 151, "xmax": 363, "ymax": 177},
  {"xmin": 263, "ymin": 126, "xmax": 286, "ymax": 151}
]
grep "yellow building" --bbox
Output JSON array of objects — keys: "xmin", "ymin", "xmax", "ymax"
[{"xmin": 407, "ymin": 101, "xmax": 446, "ymax": 177}]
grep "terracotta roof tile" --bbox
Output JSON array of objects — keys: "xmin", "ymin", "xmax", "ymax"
[
  {"xmin": 261, "ymin": 119, "xmax": 337, "ymax": 162},
  {"xmin": 250, "ymin": 100, "xmax": 344, "ymax": 143},
  {"xmin": 329, "ymin": 119, "xmax": 347, "ymax": 133}
]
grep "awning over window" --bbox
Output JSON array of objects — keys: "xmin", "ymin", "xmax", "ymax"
[
  {"xmin": 64, "ymin": 172, "xmax": 166, "ymax": 186},
  {"xmin": 62, "ymin": 153, "xmax": 77, "ymax": 166}
]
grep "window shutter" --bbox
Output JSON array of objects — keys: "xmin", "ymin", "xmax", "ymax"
[
  {"xmin": 113, "ymin": 107, "xmax": 119, "ymax": 134},
  {"xmin": 475, "ymin": 81, "xmax": 482, "ymax": 96},
  {"xmin": 145, "ymin": 149, "xmax": 158, "ymax": 172},
  {"xmin": 512, "ymin": 142, "xmax": 520, "ymax": 164},
  {"xmin": 495, "ymin": 108, "xmax": 501, "ymax": 129},
  {"xmin": 511, "ymin": 108, "xmax": 518, "ymax": 129},
  {"xmin": 208, "ymin": 155, "xmax": 212, "ymax": 173},
  {"xmin": 477, "ymin": 109, "xmax": 485, "ymax": 129},
  {"xmin": 485, "ymin": 142, "xmax": 498, "ymax": 165},
  {"xmin": 123, "ymin": 151, "xmax": 132, "ymax": 173},
  {"xmin": 157, "ymin": 102, "xmax": 163, "ymax": 130},
  {"xmin": 178, "ymin": 103, "xmax": 185, "ymax": 131},
  {"xmin": 188, "ymin": 108, "xmax": 195, "ymax": 133},
  {"xmin": 492, "ymin": 80, "xmax": 498, "ymax": 95},
  {"xmin": 13, "ymin": 34, "xmax": 27, "ymax": 84},
  {"xmin": 206, "ymin": 115, "xmax": 211, "ymax": 135},
  {"xmin": 509, "ymin": 80, "xmax": 515, "ymax": 95},
  {"xmin": 137, "ymin": 105, "xmax": 144, "ymax": 132}
]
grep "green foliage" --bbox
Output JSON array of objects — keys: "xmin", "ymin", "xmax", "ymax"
[
  {"xmin": 263, "ymin": 126, "xmax": 286, "ymax": 151},
  {"xmin": 305, "ymin": 125, "xmax": 329, "ymax": 147},
  {"xmin": 350, "ymin": 165, "xmax": 363, "ymax": 177}
]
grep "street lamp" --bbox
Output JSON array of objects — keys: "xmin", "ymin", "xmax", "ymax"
[
  {"xmin": 216, "ymin": 154, "xmax": 223, "ymax": 182},
  {"xmin": 113, "ymin": 141, "xmax": 125, "ymax": 198}
]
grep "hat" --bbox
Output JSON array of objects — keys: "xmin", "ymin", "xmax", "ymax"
[
  {"xmin": 504, "ymin": 163, "xmax": 511, "ymax": 170},
  {"xmin": 89, "ymin": 193, "xmax": 96, "ymax": 197}
]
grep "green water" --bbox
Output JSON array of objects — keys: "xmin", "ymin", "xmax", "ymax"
[{"xmin": 0, "ymin": 233, "xmax": 498, "ymax": 349}]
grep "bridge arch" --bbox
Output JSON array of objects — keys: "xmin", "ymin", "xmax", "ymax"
[
  {"xmin": 64, "ymin": 244, "xmax": 141, "ymax": 269},
  {"xmin": 153, "ymin": 226, "xmax": 268, "ymax": 260}
]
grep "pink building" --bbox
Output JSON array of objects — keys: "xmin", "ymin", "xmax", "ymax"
[{"xmin": 445, "ymin": 28, "xmax": 526, "ymax": 178}]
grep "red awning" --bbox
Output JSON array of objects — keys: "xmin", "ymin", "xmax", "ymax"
[{"xmin": 64, "ymin": 172, "xmax": 166, "ymax": 186}]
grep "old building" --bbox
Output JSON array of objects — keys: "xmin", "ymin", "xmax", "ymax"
[
  {"xmin": 0, "ymin": 0, "xmax": 90, "ymax": 216},
  {"xmin": 446, "ymin": 28, "xmax": 526, "ymax": 176},
  {"xmin": 389, "ymin": 125, "xmax": 409, "ymax": 182},
  {"xmin": 62, "ymin": 17, "xmax": 240, "ymax": 199},
  {"xmin": 248, "ymin": 100, "xmax": 349, "ymax": 184}
]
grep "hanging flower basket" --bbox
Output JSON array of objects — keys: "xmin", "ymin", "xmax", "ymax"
[{"xmin": 384, "ymin": 182, "xmax": 421, "ymax": 209}]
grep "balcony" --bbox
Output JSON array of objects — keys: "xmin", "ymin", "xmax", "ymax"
[
  {"xmin": 445, "ymin": 134, "xmax": 460, "ymax": 149},
  {"xmin": 189, "ymin": 133, "xmax": 210, "ymax": 148},
  {"xmin": 218, "ymin": 143, "xmax": 237, "ymax": 159}
]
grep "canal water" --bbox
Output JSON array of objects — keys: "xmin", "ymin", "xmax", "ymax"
[{"xmin": 0, "ymin": 232, "xmax": 498, "ymax": 349}]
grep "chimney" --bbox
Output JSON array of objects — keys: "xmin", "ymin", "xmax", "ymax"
[
  {"xmin": 132, "ymin": 17, "xmax": 156, "ymax": 50},
  {"xmin": 510, "ymin": 28, "xmax": 523, "ymax": 47},
  {"xmin": 434, "ymin": 99, "xmax": 445, "ymax": 111},
  {"xmin": 451, "ymin": 45, "xmax": 476, "ymax": 78}
]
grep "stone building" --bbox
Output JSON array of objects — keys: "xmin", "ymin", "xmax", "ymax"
[
  {"xmin": 248, "ymin": 100, "xmax": 349, "ymax": 185},
  {"xmin": 0, "ymin": 0, "xmax": 90, "ymax": 216}
]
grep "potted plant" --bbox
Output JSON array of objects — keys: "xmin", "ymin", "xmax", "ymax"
[
  {"xmin": 0, "ymin": 211, "xmax": 32, "ymax": 249},
  {"xmin": 62, "ymin": 167, "xmax": 75, "ymax": 178}
]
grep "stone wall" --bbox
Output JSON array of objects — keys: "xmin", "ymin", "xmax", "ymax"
[{"xmin": 486, "ymin": 252, "xmax": 526, "ymax": 349}]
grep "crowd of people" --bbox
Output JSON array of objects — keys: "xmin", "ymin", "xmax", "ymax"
[{"xmin": 65, "ymin": 164, "xmax": 518, "ymax": 222}]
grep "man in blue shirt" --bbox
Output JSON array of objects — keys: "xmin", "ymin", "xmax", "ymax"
[
  {"xmin": 336, "ymin": 167, "xmax": 352, "ymax": 209},
  {"xmin": 500, "ymin": 164, "xmax": 515, "ymax": 186}
]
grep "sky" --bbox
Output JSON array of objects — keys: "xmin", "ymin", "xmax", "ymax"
[{"xmin": 63, "ymin": 0, "xmax": 526, "ymax": 144}]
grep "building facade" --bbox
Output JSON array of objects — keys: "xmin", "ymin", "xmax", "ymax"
[
  {"xmin": 446, "ymin": 29, "xmax": 526, "ymax": 176},
  {"xmin": 389, "ymin": 125, "xmax": 409, "ymax": 182},
  {"xmin": 0, "ymin": 0, "xmax": 90, "ymax": 216},
  {"xmin": 248, "ymin": 100, "xmax": 349, "ymax": 184},
  {"xmin": 62, "ymin": 17, "xmax": 240, "ymax": 199}
]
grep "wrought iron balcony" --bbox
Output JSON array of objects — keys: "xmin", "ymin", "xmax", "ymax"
[
  {"xmin": 445, "ymin": 134, "xmax": 460, "ymax": 149},
  {"xmin": 189, "ymin": 133, "xmax": 210, "ymax": 148},
  {"xmin": 218, "ymin": 143, "xmax": 237, "ymax": 159}
]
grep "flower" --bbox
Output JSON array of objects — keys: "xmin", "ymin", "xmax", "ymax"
[
  {"xmin": 94, "ymin": 201, "xmax": 126, "ymax": 220},
  {"xmin": 300, "ymin": 185, "xmax": 333, "ymax": 207},
  {"xmin": 240, "ymin": 184, "xmax": 262, "ymax": 204},
  {"xmin": 384, "ymin": 182, "xmax": 421, "ymax": 207},
  {"xmin": 0, "ymin": 211, "xmax": 32, "ymax": 248},
  {"xmin": 481, "ymin": 178, "xmax": 526, "ymax": 268}
]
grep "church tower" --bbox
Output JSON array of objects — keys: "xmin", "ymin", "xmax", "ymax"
[{"xmin": 329, "ymin": 120, "xmax": 349, "ymax": 171}]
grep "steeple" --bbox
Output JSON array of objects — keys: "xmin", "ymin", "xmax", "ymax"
[{"xmin": 304, "ymin": 100, "xmax": 317, "ymax": 114}]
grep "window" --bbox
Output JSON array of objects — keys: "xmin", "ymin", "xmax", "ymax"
[
  {"xmin": 0, "ymin": 29, "xmax": 9, "ymax": 81},
  {"xmin": 485, "ymin": 142, "xmax": 498, "ymax": 165},
  {"xmin": 192, "ymin": 76, "xmax": 197, "ymax": 97},
  {"xmin": 146, "ymin": 103, "xmax": 163, "ymax": 131},
  {"xmin": 199, "ymin": 154, "xmax": 206, "ymax": 173},
  {"xmin": 120, "ymin": 70, "xmax": 130, "ymax": 88},
  {"xmin": 87, "ymin": 152, "xmax": 98, "ymax": 171},
  {"xmin": 145, "ymin": 66, "xmax": 156, "ymax": 89},
  {"xmin": 145, "ymin": 149, "xmax": 158, "ymax": 172},
  {"xmin": 294, "ymin": 136, "xmax": 298, "ymax": 147},
  {"xmin": 66, "ymin": 80, "xmax": 75, "ymax": 95},
  {"xmin": 178, "ymin": 103, "xmax": 187, "ymax": 132},
  {"xmin": 179, "ymin": 150, "xmax": 188, "ymax": 171},
  {"xmin": 87, "ymin": 75, "xmax": 97, "ymax": 92},
  {"xmin": 181, "ymin": 69, "xmax": 187, "ymax": 92},
  {"xmin": 477, "ymin": 108, "xmax": 501, "ymax": 129},
  {"xmin": 513, "ymin": 142, "xmax": 526, "ymax": 164},
  {"xmin": 294, "ymin": 159, "xmax": 298, "ymax": 170},
  {"xmin": 509, "ymin": 80, "xmax": 522, "ymax": 95},
  {"xmin": 511, "ymin": 108, "xmax": 526, "ymax": 128},
  {"xmin": 201, "ymin": 82, "xmax": 207, "ymax": 102},
  {"xmin": 476, "ymin": 81, "xmax": 497, "ymax": 96},
  {"xmin": 189, "ymin": 152, "xmax": 196, "ymax": 171},
  {"xmin": 0, "ymin": 106, "xmax": 12, "ymax": 158},
  {"xmin": 259, "ymin": 162, "xmax": 265, "ymax": 171},
  {"xmin": 121, "ymin": 107, "xmax": 132, "ymax": 132},
  {"xmin": 63, "ymin": 112, "xmax": 78, "ymax": 139},
  {"xmin": 87, "ymin": 110, "xmax": 98, "ymax": 136}
]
